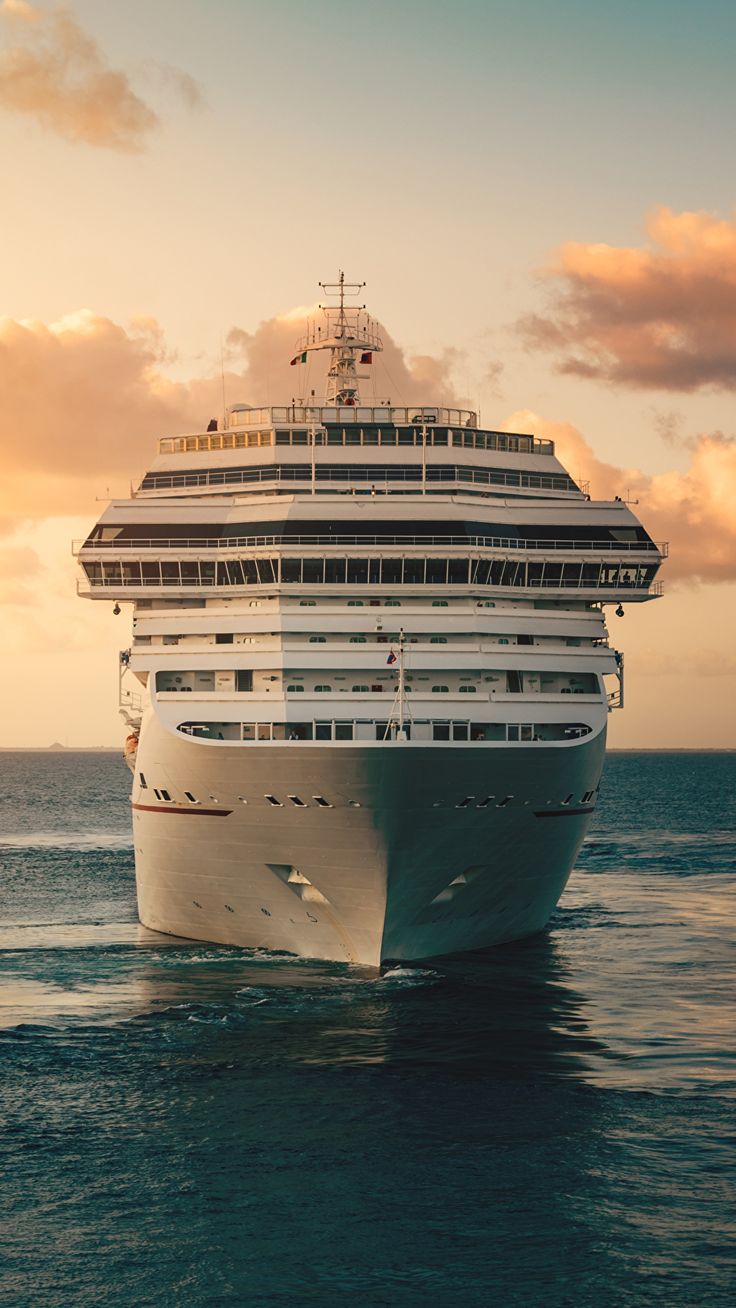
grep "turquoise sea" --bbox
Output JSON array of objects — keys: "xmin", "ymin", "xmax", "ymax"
[{"xmin": 1, "ymin": 751, "xmax": 735, "ymax": 1306}]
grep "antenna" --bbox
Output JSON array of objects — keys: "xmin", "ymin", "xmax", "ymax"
[
  {"xmin": 290, "ymin": 273, "xmax": 383, "ymax": 405},
  {"xmin": 220, "ymin": 337, "xmax": 227, "ymax": 429}
]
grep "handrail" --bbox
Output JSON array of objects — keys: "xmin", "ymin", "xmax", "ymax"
[
  {"xmin": 76, "ymin": 534, "xmax": 667, "ymax": 555},
  {"xmin": 140, "ymin": 464, "xmax": 573, "ymax": 492},
  {"xmin": 78, "ymin": 576, "xmax": 665, "ymax": 596}
]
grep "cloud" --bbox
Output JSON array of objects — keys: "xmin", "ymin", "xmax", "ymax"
[
  {"xmin": 516, "ymin": 207, "xmax": 736, "ymax": 391},
  {"xmin": 225, "ymin": 316, "xmax": 464, "ymax": 410},
  {"xmin": 0, "ymin": 538, "xmax": 43, "ymax": 606},
  {"xmin": 0, "ymin": 3, "xmax": 200, "ymax": 151},
  {"xmin": 504, "ymin": 410, "xmax": 736, "ymax": 584},
  {"xmin": 0, "ymin": 307, "xmax": 463, "ymax": 517}
]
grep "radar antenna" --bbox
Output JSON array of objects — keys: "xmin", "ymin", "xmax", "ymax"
[{"xmin": 291, "ymin": 271, "xmax": 384, "ymax": 405}]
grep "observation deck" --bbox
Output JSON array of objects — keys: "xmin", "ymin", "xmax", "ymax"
[{"xmin": 158, "ymin": 410, "xmax": 555, "ymax": 458}]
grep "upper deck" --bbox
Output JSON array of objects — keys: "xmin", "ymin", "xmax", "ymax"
[{"xmin": 158, "ymin": 407, "xmax": 555, "ymax": 459}]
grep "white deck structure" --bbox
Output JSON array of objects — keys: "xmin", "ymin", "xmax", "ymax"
[{"xmin": 76, "ymin": 276, "xmax": 664, "ymax": 965}]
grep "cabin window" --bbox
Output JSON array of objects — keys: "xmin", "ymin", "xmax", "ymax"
[
  {"xmin": 265, "ymin": 795, "xmax": 283, "ymax": 806},
  {"xmin": 459, "ymin": 686, "xmax": 477, "ymax": 693},
  {"xmin": 160, "ymin": 789, "xmax": 172, "ymax": 802},
  {"xmin": 350, "ymin": 636, "xmax": 367, "ymax": 643},
  {"xmin": 347, "ymin": 600, "xmax": 364, "ymax": 606},
  {"xmin": 139, "ymin": 773, "xmax": 147, "ymax": 789},
  {"xmin": 287, "ymin": 685, "xmax": 304, "ymax": 692},
  {"xmin": 432, "ymin": 685, "xmax": 449, "ymax": 693},
  {"xmin": 432, "ymin": 600, "xmax": 448, "ymax": 607},
  {"xmin": 313, "ymin": 795, "xmax": 332, "ymax": 807},
  {"xmin": 184, "ymin": 792, "xmax": 198, "ymax": 803},
  {"xmin": 215, "ymin": 633, "xmax": 233, "ymax": 644},
  {"xmin": 309, "ymin": 636, "xmax": 327, "ymax": 643},
  {"xmin": 314, "ymin": 685, "xmax": 332, "ymax": 693},
  {"xmin": 352, "ymin": 684, "xmax": 370, "ymax": 693},
  {"xmin": 430, "ymin": 636, "xmax": 447, "ymax": 644}
]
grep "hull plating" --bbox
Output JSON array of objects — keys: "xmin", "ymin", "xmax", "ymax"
[{"xmin": 132, "ymin": 714, "xmax": 606, "ymax": 966}]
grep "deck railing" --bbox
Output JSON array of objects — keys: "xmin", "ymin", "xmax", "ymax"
[{"xmin": 77, "ymin": 534, "xmax": 668, "ymax": 556}]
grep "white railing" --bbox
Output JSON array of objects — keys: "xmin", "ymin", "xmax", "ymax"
[{"xmin": 76, "ymin": 534, "xmax": 667, "ymax": 555}]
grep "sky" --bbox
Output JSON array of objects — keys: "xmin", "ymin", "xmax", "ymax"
[{"xmin": 1, "ymin": 0, "xmax": 735, "ymax": 747}]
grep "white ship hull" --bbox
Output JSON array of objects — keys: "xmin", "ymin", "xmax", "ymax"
[{"xmin": 132, "ymin": 713, "xmax": 606, "ymax": 966}]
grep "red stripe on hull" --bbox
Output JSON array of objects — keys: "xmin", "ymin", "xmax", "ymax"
[{"xmin": 132, "ymin": 803, "xmax": 232, "ymax": 817}]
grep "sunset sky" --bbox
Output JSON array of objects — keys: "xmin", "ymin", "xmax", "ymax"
[{"xmin": 1, "ymin": 0, "xmax": 735, "ymax": 747}]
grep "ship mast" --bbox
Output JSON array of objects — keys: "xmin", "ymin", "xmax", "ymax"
[
  {"xmin": 385, "ymin": 629, "xmax": 410, "ymax": 742},
  {"xmin": 292, "ymin": 271, "xmax": 384, "ymax": 405}
]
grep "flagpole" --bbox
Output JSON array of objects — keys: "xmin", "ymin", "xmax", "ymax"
[
  {"xmin": 310, "ymin": 423, "xmax": 316, "ymax": 495},
  {"xmin": 397, "ymin": 628, "xmax": 406, "ymax": 740}
]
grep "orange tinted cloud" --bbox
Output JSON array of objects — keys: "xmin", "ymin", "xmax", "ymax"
[
  {"xmin": 505, "ymin": 410, "xmax": 736, "ymax": 583},
  {"xmin": 517, "ymin": 207, "xmax": 736, "ymax": 390},
  {"xmin": 0, "ymin": 308, "xmax": 462, "ymax": 516},
  {"xmin": 0, "ymin": 2, "xmax": 196, "ymax": 151},
  {"xmin": 225, "ymin": 316, "xmax": 463, "ymax": 410}
]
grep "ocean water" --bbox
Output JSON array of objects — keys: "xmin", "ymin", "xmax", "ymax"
[{"xmin": 1, "ymin": 752, "xmax": 734, "ymax": 1307}]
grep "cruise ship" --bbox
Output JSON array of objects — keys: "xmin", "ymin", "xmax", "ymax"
[{"xmin": 76, "ymin": 276, "xmax": 665, "ymax": 966}]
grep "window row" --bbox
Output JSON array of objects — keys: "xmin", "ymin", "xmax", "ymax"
[
  {"xmin": 85, "ymin": 556, "xmax": 658, "ymax": 590},
  {"xmin": 176, "ymin": 719, "xmax": 593, "ymax": 743},
  {"xmin": 140, "ymin": 462, "xmax": 576, "ymax": 494}
]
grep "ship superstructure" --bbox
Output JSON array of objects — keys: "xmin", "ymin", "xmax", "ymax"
[{"xmin": 76, "ymin": 277, "xmax": 665, "ymax": 965}]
